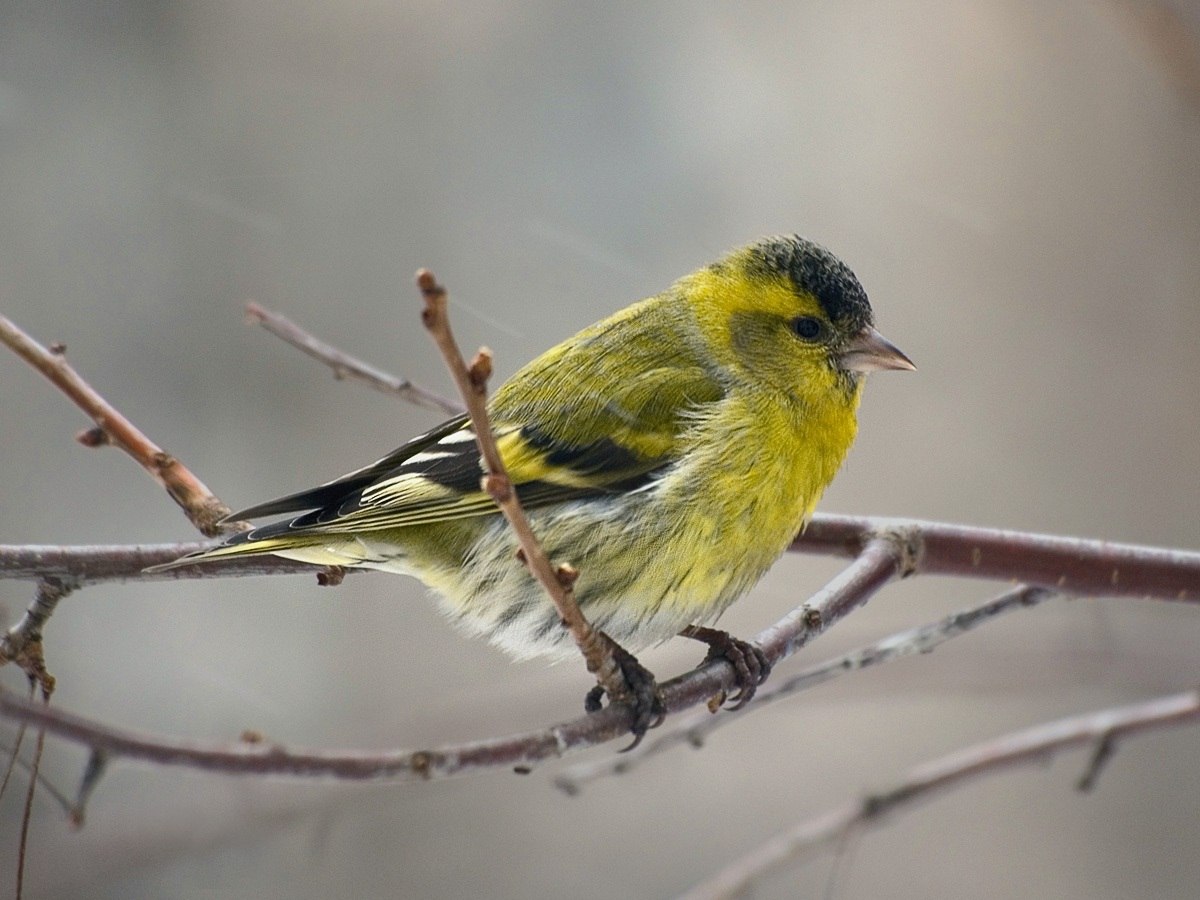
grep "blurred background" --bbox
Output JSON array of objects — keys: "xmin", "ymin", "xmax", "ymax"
[{"xmin": 2, "ymin": 2, "xmax": 1198, "ymax": 898}]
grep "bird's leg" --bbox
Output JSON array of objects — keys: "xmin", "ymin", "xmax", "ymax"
[
  {"xmin": 680, "ymin": 625, "xmax": 771, "ymax": 710},
  {"xmin": 583, "ymin": 634, "xmax": 665, "ymax": 750}
]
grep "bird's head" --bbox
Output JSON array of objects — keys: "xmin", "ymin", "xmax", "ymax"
[{"xmin": 685, "ymin": 235, "xmax": 914, "ymax": 402}]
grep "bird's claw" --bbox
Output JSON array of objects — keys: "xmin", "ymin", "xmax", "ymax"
[
  {"xmin": 683, "ymin": 626, "xmax": 771, "ymax": 710},
  {"xmin": 583, "ymin": 642, "xmax": 665, "ymax": 751}
]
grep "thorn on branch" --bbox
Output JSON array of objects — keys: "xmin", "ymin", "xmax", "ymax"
[
  {"xmin": 152, "ymin": 451, "xmax": 177, "ymax": 473},
  {"xmin": 75, "ymin": 426, "xmax": 110, "ymax": 448},
  {"xmin": 410, "ymin": 751, "xmax": 433, "ymax": 780},
  {"xmin": 468, "ymin": 348, "xmax": 493, "ymax": 391},
  {"xmin": 416, "ymin": 269, "xmax": 447, "ymax": 328},
  {"xmin": 316, "ymin": 566, "xmax": 346, "ymax": 587},
  {"xmin": 555, "ymin": 563, "xmax": 579, "ymax": 588},
  {"xmin": 482, "ymin": 473, "xmax": 513, "ymax": 503},
  {"xmin": 69, "ymin": 749, "xmax": 109, "ymax": 829},
  {"xmin": 1076, "ymin": 732, "xmax": 1117, "ymax": 792},
  {"xmin": 48, "ymin": 341, "xmax": 66, "ymax": 355}
]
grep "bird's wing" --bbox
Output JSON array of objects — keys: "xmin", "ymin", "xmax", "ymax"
[
  {"xmin": 225, "ymin": 413, "xmax": 470, "ymax": 521},
  {"xmin": 239, "ymin": 365, "xmax": 722, "ymax": 534}
]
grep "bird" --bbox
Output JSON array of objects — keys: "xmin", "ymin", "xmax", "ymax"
[{"xmin": 153, "ymin": 235, "xmax": 913, "ymax": 727}]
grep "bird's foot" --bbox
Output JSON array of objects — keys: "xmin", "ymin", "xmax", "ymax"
[
  {"xmin": 681, "ymin": 625, "xmax": 771, "ymax": 710},
  {"xmin": 584, "ymin": 638, "xmax": 665, "ymax": 750}
]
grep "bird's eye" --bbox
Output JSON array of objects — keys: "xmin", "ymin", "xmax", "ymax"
[{"xmin": 790, "ymin": 316, "xmax": 824, "ymax": 341}]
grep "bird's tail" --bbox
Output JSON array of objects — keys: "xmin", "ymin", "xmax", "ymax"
[{"xmin": 143, "ymin": 529, "xmax": 335, "ymax": 573}]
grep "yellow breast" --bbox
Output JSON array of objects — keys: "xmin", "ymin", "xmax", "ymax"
[{"xmin": 647, "ymin": 381, "xmax": 862, "ymax": 618}]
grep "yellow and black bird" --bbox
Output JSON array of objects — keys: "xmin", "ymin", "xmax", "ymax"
[{"xmin": 156, "ymin": 235, "xmax": 913, "ymax": 719}]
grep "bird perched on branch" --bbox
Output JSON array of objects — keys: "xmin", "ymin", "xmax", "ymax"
[{"xmin": 153, "ymin": 235, "xmax": 913, "ymax": 718}]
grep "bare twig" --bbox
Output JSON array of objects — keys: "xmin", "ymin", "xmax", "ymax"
[
  {"xmin": 0, "ymin": 541, "xmax": 317, "ymax": 583},
  {"xmin": 16, "ymin": 689, "xmax": 49, "ymax": 900},
  {"xmin": 0, "ymin": 684, "xmax": 34, "ymax": 803},
  {"xmin": 556, "ymin": 585, "xmax": 1056, "ymax": 791},
  {"xmin": 678, "ymin": 688, "xmax": 1200, "ymax": 900},
  {"xmin": 415, "ymin": 270, "xmax": 634, "ymax": 710},
  {"xmin": 0, "ymin": 546, "xmax": 900, "ymax": 782},
  {"xmin": 244, "ymin": 302, "xmax": 462, "ymax": 415},
  {"xmin": 0, "ymin": 315, "xmax": 236, "ymax": 537},
  {"xmin": 0, "ymin": 737, "xmax": 75, "ymax": 819}
]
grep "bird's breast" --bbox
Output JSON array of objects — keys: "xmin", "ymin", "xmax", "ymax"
[{"xmin": 647, "ymin": 389, "xmax": 860, "ymax": 614}]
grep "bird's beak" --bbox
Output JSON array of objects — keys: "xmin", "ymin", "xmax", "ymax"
[{"xmin": 837, "ymin": 326, "xmax": 916, "ymax": 373}]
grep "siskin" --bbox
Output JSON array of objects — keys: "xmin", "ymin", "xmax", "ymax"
[{"xmin": 156, "ymin": 236, "xmax": 912, "ymax": 711}]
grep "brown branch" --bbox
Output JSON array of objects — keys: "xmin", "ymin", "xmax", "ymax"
[
  {"xmin": 4, "ymin": 515, "xmax": 1198, "ymax": 596},
  {"xmin": 0, "ymin": 315, "xmax": 235, "ymax": 537},
  {"xmin": 244, "ymin": 302, "xmax": 463, "ymax": 415},
  {"xmin": 555, "ymin": 584, "xmax": 1057, "ymax": 791},
  {"xmin": 0, "ymin": 542, "xmax": 321, "ymax": 582},
  {"xmin": 415, "ymin": 270, "xmax": 632, "ymax": 707},
  {"xmin": 792, "ymin": 515, "xmax": 1200, "ymax": 601},
  {"xmin": 678, "ymin": 688, "xmax": 1200, "ymax": 900},
  {"xmin": 0, "ymin": 544, "xmax": 900, "ymax": 781}
]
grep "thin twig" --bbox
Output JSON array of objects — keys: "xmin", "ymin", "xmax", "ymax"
[
  {"xmin": 0, "ymin": 315, "xmax": 236, "ymax": 537},
  {"xmin": 678, "ymin": 688, "xmax": 1200, "ymax": 900},
  {"xmin": 0, "ymin": 738, "xmax": 75, "ymax": 820},
  {"xmin": 0, "ymin": 547, "xmax": 900, "ymax": 782},
  {"xmin": 0, "ymin": 684, "xmax": 34, "ymax": 803},
  {"xmin": 244, "ymin": 302, "xmax": 462, "ymax": 415},
  {"xmin": 0, "ymin": 542, "xmax": 318, "ymax": 583},
  {"xmin": 16, "ymin": 689, "xmax": 49, "ymax": 900},
  {"xmin": 556, "ymin": 585, "xmax": 1056, "ymax": 791},
  {"xmin": 415, "ymin": 270, "xmax": 630, "ymax": 706}
]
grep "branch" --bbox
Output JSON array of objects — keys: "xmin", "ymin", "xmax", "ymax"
[
  {"xmin": 0, "ymin": 542, "xmax": 321, "ymax": 583},
  {"xmin": 555, "ymin": 584, "xmax": 1056, "ymax": 791},
  {"xmin": 678, "ymin": 688, "xmax": 1200, "ymax": 900},
  {"xmin": 0, "ymin": 315, "xmax": 235, "ymax": 537},
  {"xmin": 0, "ymin": 544, "xmax": 900, "ymax": 781},
  {"xmin": 4, "ymin": 515, "xmax": 1198, "ymax": 597},
  {"xmin": 415, "ymin": 270, "xmax": 633, "ymax": 709},
  {"xmin": 244, "ymin": 302, "xmax": 463, "ymax": 415},
  {"xmin": 791, "ymin": 515, "xmax": 1199, "ymax": 601}
]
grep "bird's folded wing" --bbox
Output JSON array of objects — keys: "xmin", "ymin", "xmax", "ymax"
[{"xmin": 230, "ymin": 365, "xmax": 722, "ymax": 534}]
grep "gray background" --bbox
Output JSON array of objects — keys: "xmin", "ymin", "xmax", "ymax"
[{"xmin": 2, "ymin": 2, "xmax": 1198, "ymax": 898}]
